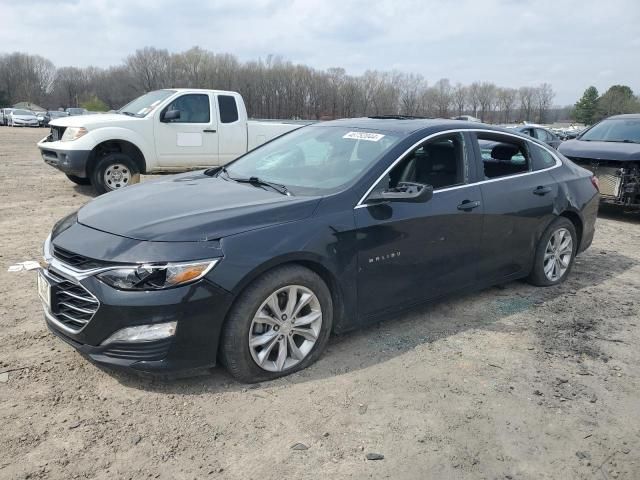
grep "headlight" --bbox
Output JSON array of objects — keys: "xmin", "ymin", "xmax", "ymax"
[
  {"xmin": 60, "ymin": 127, "xmax": 88, "ymax": 141},
  {"xmin": 96, "ymin": 259, "xmax": 219, "ymax": 290}
]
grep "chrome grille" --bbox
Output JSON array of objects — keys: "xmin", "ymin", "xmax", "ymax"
[{"xmin": 48, "ymin": 269, "xmax": 99, "ymax": 332}]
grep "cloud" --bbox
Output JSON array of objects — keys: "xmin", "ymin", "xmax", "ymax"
[{"xmin": 0, "ymin": 0, "xmax": 639, "ymax": 104}]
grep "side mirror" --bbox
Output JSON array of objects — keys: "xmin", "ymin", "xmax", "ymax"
[
  {"xmin": 367, "ymin": 182, "xmax": 433, "ymax": 204},
  {"xmin": 161, "ymin": 109, "xmax": 180, "ymax": 122}
]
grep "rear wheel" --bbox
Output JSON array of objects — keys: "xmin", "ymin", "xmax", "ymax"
[
  {"xmin": 90, "ymin": 153, "xmax": 140, "ymax": 195},
  {"xmin": 65, "ymin": 174, "xmax": 91, "ymax": 185},
  {"xmin": 220, "ymin": 265, "xmax": 333, "ymax": 383},
  {"xmin": 528, "ymin": 217, "xmax": 577, "ymax": 286}
]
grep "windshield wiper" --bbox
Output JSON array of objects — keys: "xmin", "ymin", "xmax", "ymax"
[
  {"xmin": 234, "ymin": 176, "xmax": 291, "ymax": 196},
  {"xmin": 119, "ymin": 111, "xmax": 136, "ymax": 117},
  {"xmin": 601, "ymin": 139, "xmax": 640, "ymax": 144},
  {"xmin": 205, "ymin": 167, "xmax": 291, "ymax": 195}
]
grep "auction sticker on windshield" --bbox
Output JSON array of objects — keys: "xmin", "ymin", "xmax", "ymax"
[
  {"xmin": 37, "ymin": 270, "xmax": 51, "ymax": 311},
  {"xmin": 343, "ymin": 131, "xmax": 385, "ymax": 142}
]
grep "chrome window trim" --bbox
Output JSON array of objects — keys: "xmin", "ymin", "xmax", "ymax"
[{"xmin": 354, "ymin": 128, "xmax": 563, "ymax": 209}]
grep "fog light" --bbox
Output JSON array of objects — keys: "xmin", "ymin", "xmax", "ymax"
[{"xmin": 101, "ymin": 321, "xmax": 177, "ymax": 345}]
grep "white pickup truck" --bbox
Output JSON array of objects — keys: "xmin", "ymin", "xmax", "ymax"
[{"xmin": 37, "ymin": 89, "xmax": 309, "ymax": 194}]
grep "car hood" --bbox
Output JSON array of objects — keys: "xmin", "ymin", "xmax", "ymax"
[
  {"xmin": 13, "ymin": 115, "xmax": 37, "ymax": 120},
  {"xmin": 559, "ymin": 139, "xmax": 640, "ymax": 162},
  {"xmin": 77, "ymin": 172, "xmax": 321, "ymax": 242},
  {"xmin": 50, "ymin": 113, "xmax": 141, "ymax": 128}
]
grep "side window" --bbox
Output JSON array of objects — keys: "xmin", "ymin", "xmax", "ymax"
[
  {"xmin": 529, "ymin": 142, "xmax": 558, "ymax": 170},
  {"xmin": 534, "ymin": 128, "xmax": 549, "ymax": 141},
  {"xmin": 373, "ymin": 133, "xmax": 467, "ymax": 194},
  {"xmin": 164, "ymin": 94, "xmax": 210, "ymax": 123},
  {"xmin": 218, "ymin": 95, "xmax": 239, "ymax": 123},
  {"xmin": 477, "ymin": 134, "xmax": 530, "ymax": 179}
]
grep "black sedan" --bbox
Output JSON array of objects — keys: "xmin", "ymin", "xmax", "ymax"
[
  {"xmin": 511, "ymin": 125, "xmax": 563, "ymax": 149},
  {"xmin": 38, "ymin": 119, "xmax": 599, "ymax": 382}
]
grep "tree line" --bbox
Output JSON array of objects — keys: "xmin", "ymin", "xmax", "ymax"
[
  {"xmin": 0, "ymin": 46, "xmax": 597, "ymax": 124},
  {"xmin": 573, "ymin": 85, "xmax": 640, "ymax": 125}
]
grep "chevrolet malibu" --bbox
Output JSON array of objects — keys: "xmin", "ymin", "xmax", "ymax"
[{"xmin": 38, "ymin": 118, "xmax": 599, "ymax": 382}]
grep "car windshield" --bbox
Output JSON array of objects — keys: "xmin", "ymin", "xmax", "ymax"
[
  {"xmin": 14, "ymin": 110, "xmax": 32, "ymax": 115},
  {"xmin": 225, "ymin": 125, "xmax": 401, "ymax": 195},
  {"xmin": 118, "ymin": 89, "xmax": 176, "ymax": 117},
  {"xmin": 580, "ymin": 118, "xmax": 640, "ymax": 143}
]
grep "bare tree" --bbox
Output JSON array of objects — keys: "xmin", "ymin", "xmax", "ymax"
[
  {"xmin": 518, "ymin": 86, "xmax": 536, "ymax": 122},
  {"xmin": 477, "ymin": 82, "xmax": 496, "ymax": 122},
  {"xmin": 433, "ymin": 78, "xmax": 452, "ymax": 118},
  {"xmin": 126, "ymin": 47, "xmax": 175, "ymax": 91},
  {"xmin": 496, "ymin": 87, "xmax": 517, "ymax": 123},
  {"xmin": 452, "ymin": 83, "xmax": 467, "ymax": 116},
  {"xmin": 399, "ymin": 73, "xmax": 425, "ymax": 116},
  {"xmin": 535, "ymin": 83, "xmax": 555, "ymax": 123},
  {"xmin": 468, "ymin": 82, "xmax": 481, "ymax": 118}
]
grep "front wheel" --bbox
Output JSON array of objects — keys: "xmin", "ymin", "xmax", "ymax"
[
  {"xmin": 220, "ymin": 265, "xmax": 333, "ymax": 383},
  {"xmin": 90, "ymin": 153, "xmax": 140, "ymax": 195},
  {"xmin": 528, "ymin": 217, "xmax": 577, "ymax": 286}
]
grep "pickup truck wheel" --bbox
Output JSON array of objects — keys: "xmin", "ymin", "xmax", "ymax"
[
  {"xmin": 91, "ymin": 153, "xmax": 140, "ymax": 195},
  {"xmin": 65, "ymin": 174, "xmax": 91, "ymax": 185},
  {"xmin": 220, "ymin": 265, "xmax": 333, "ymax": 383}
]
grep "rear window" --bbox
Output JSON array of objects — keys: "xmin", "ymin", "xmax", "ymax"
[
  {"xmin": 218, "ymin": 95, "xmax": 239, "ymax": 123},
  {"xmin": 529, "ymin": 143, "xmax": 558, "ymax": 170}
]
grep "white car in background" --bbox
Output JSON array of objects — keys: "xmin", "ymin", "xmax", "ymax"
[
  {"xmin": 9, "ymin": 109, "xmax": 39, "ymax": 127},
  {"xmin": 38, "ymin": 88, "xmax": 311, "ymax": 194}
]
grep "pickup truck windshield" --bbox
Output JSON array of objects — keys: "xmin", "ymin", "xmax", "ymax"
[
  {"xmin": 118, "ymin": 90, "xmax": 176, "ymax": 118},
  {"xmin": 580, "ymin": 118, "xmax": 640, "ymax": 143},
  {"xmin": 226, "ymin": 125, "xmax": 400, "ymax": 195}
]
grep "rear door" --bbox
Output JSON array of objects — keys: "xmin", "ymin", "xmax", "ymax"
[
  {"xmin": 472, "ymin": 132, "xmax": 559, "ymax": 282},
  {"xmin": 354, "ymin": 131, "xmax": 484, "ymax": 317},
  {"xmin": 154, "ymin": 92, "xmax": 219, "ymax": 167},
  {"xmin": 216, "ymin": 94, "xmax": 248, "ymax": 165}
]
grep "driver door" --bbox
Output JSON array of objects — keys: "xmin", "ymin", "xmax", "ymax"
[
  {"xmin": 154, "ymin": 92, "xmax": 219, "ymax": 167},
  {"xmin": 354, "ymin": 132, "xmax": 484, "ymax": 317}
]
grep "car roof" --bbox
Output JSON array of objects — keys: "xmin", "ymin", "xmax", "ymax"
[{"xmin": 316, "ymin": 117, "xmax": 508, "ymax": 135}]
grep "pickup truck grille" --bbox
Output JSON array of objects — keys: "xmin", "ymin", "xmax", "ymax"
[
  {"xmin": 48, "ymin": 269, "xmax": 99, "ymax": 332},
  {"xmin": 50, "ymin": 125, "xmax": 67, "ymax": 142}
]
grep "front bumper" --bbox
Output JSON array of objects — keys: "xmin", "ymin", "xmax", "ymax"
[
  {"xmin": 38, "ymin": 141, "xmax": 91, "ymax": 177},
  {"xmin": 13, "ymin": 120, "xmax": 39, "ymax": 127},
  {"xmin": 40, "ymin": 261, "xmax": 234, "ymax": 374}
]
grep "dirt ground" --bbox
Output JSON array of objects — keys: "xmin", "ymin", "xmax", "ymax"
[{"xmin": 0, "ymin": 126, "xmax": 639, "ymax": 480}]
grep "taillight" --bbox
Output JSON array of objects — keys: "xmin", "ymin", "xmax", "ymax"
[{"xmin": 590, "ymin": 175, "xmax": 600, "ymax": 192}]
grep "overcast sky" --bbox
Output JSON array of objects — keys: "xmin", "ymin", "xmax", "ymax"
[{"xmin": 1, "ymin": 0, "xmax": 639, "ymax": 104}]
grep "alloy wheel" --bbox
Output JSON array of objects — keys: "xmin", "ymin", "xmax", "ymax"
[
  {"xmin": 543, "ymin": 227, "xmax": 573, "ymax": 282},
  {"xmin": 248, "ymin": 285, "xmax": 322, "ymax": 372}
]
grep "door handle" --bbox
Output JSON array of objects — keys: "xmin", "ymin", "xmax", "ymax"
[
  {"xmin": 457, "ymin": 200, "xmax": 481, "ymax": 211},
  {"xmin": 203, "ymin": 129, "xmax": 217, "ymax": 133},
  {"xmin": 533, "ymin": 186, "xmax": 552, "ymax": 195}
]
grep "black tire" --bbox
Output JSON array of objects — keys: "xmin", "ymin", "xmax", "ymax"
[
  {"xmin": 527, "ymin": 217, "xmax": 577, "ymax": 286},
  {"xmin": 65, "ymin": 174, "xmax": 91, "ymax": 185},
  {"xmin": 90, "ymin": 153, "xmax": 140, "ymax": 195},
  {"xmin": 220, "ymin": 265, "xmax": 333, "ymax": 383}
]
